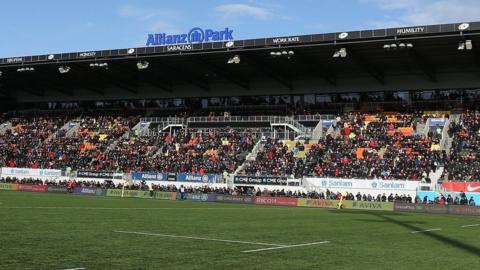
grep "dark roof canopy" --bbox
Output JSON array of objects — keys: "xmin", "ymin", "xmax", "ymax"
[{"xmin": 0, "ymin": 22, "xmax": 479, "ymax": 100}]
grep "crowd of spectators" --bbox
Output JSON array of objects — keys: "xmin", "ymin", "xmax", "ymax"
[
  {"xmin": 240, "ymin": 112, "xmax": 445, "ymax": 180},
  {"xmin": 140, "ymin": 129, "xmax": 257, "ymax": 174},
  {"xmin": 443, "ymin": 110, "xmax": 480, "ymax": 181},
  {"xmin": 0, "ymin": 116, "xmax": 68, "ymax": 168},
  {"xmin": 241, "ymin": 138, "xmax": 301, "ymax": 176},
  {"xmin": 0, "ymin": 111, "xmax": 459, "ymax": 182}
]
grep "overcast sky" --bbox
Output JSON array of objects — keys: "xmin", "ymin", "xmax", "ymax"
[{"xmin": 0, "ymin": 0, "xmax": 478, "ymax": 57}]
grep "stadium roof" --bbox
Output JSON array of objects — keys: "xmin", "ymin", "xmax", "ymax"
[{"xmin": 1, "ymin": 21, "xmax": 480, "ymax": 101}]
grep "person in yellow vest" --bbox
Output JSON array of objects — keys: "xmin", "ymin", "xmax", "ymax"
[
  {"xmin": 222, "ymin": 170, "xmax": 229, "ymax": 182},
  {"xmin": 149, "ymin": 183, "xmax": 154, "ymax": 198}
]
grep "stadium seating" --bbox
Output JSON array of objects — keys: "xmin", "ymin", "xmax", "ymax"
[
  {"xmin": 443, "ymin": 110, "xmax": 480, "ymax": 181},
  {"xmin": 1, "ymin": 110, "xmax": 476, "ymax": 183},
  {"xmin": 240, "ymin": 112, "xmax": 444, "ymax": 180}
]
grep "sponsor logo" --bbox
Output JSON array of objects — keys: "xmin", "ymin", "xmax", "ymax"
[
  {"xmin": 6, "ymin": 57, "xmax": 23, "ymax": 63},
  {"xmin": 396, "ymin": 27, "xmax": 425, "ymax": 35},
  {"xmin": 234, "ymin": 176, "xmax": 287, "ymax": 185},
  {"xmin": 272, "ymin": 36, "xmax": 300, "ymax": 44},
  {"xmin": 254, "ymin": 196, "xmax": 298, "ymax": 206},
  {"xmin": 166, "ymin": 44, "xmax": 193, "ymax": 52},
  {"xmin": 338, "ymin": 32, "xmax": 348, "ymax": 39},
  {"xmin": 146, "ymin": 27, "xmax": 234, "ymax": 46},
  {"xmin": 78, "ymin": 52, "xmax": 96, "ymax": 57},
  {"xmin": 467, "ymin": 184, "xmax": 480, "ymax": 192}
]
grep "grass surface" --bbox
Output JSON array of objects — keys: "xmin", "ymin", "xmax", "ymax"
[{"xmin": 0, "ymin": 191, "xmax": 479, "ymax": 270}]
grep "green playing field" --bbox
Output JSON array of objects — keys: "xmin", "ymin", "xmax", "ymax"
[{"xmin": 0, "ymin": 191, "xmax": 479, "ymax": 270}]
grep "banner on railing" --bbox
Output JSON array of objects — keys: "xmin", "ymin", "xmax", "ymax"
[
  {"xmin": 176, "ymin": 173, "xmax": 219, "ymax": 183},
  {"xmin": 428, "ymin": 118, "xmax": 446, "ymax": 127},
  {"xmin": 254, "ymin": 196, "xmax": 298, "ymax": 207},
  {"xmin": 442, "ymin": 181, "xmax": 480, "ymax": 193},
  {"xmin": 131, "ymin": 172, "xmax": 168, "ymax": 181},
  {"xmin": 1, "ymin": 167, "xmax": 61, "ymax": 178},
  {"xmin": 77, "ymin": 170, "xmax": 114, "ymax": 179},
  {"xmin": 234, "ymin": 176, "xmax": 287, "ymax": 186},
  {"xmin": 304, "ymin": 178, "xmax": 419, "ymax": 191}
]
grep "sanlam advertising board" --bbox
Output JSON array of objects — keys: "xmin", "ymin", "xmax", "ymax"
[{"xmin": 305, "ymin": 178, "xmax": 419, "ymax": 191}]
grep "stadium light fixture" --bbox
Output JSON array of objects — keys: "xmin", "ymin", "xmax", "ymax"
[
  {"xmin": 383, "ymin": 43, "xmax": 413, "ymax": 50},
  {"xmin": 227, "ymin": 55, "xmax": 240, "ymax": 64},
  {"xmin": 0, "ymin": 71, "xmax": 2, "ymax": 77},
  {"xmin": 136, "ymin": 61, "xmax": 149, "ymax": 70},
  {"xmin": 458, "ymin": 41, "xmax": 465, "ymax": 50},
  {"xmin": 89, "ymin": 62, "xmax": 109, "ymax": 69},
  {"xmin": 269, "ymin": 50, "xmax": 294, "ymax": 59},
  {"xmin": 17, "ymin": 67, "xmax": 35, "ymax": 72},
  {"xmin": 58, "ymin": 66, "xmax": 70, "ymax": 74},
  {"xmin": 332, "ymin": 48, "xmax": 347, "ymax": 58}
]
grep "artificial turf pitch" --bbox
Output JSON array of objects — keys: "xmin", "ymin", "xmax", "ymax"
[{"xmin": 0, "ymin": 191, "xmax": 479, "ymax": 270}]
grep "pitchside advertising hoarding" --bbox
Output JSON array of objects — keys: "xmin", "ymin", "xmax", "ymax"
[
  {"xmin": 215, "ymin": 194, "xmax": 253, "ymax": 204},
  {"xmin": 297, "ymin": 199, "xmax": 393, "ymax": 211},
  {"xmin": 17, "ymin": 184, "xmax": 48, "ymax": 193},
  {"xmin": 106, "ymin": 189, "xmax": 151, "ymax": 198},
  {"xmin": 0, "ymin": 167, "xmax": 61, "ymax": 178},
  {"xmin": 297, "ymin": 198, "xmax": 337, "ymax": 209},
  {"xmin": 254, "ymin": 196, "xmax": 298, "ymax": 207},
  {"xmin": 177, "ymin": 193, "xmax": 216, "ymax": 202},
  {"xmin": 394, "ymin": 202, "xmax": 480, "ymax": 216},
  {"xmin": 155, "ymin": 191, "xmax": 177, "ymax": 201},
  {"xmin": 0, "ymin": 183, "xmax": 18, "ymax": 190},
  {"xmin": 305, "ymin": 178, "xmax": 419, "ymax": 191},
  {"xmin": 73, "ymin": 187, "xmax": 106, "ymax": 196}
]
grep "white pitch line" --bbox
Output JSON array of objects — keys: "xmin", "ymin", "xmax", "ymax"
[
  {"xmin": 241, "ymin": 241, "xmax": 330, "ymax": 253},
  {"xmin": 60, "ymin": 268, "xmax": 85, "ymax": 270},
  {"xmin": 461, "ymin": 224, "xmax": 480, "ymax": 228},
  {"xmin": 411, "ymin": 228, "xmax": 441, "ymax": 234},
  {"xmin": 114, "ymin": 230, "xmax": 284, "ymax": 247}
]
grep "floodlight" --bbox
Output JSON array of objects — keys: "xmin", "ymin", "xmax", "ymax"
[
  {"xmin": 58, "ymin": 66, "xmax": 70, "ymax": 74},
  {"xmin": 136, "ymin": 61, "xmax": 149, "ymax": 70}
]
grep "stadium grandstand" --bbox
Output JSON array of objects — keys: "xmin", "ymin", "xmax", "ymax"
[
  {"xmin": 1, "ymin": 20, "xmax": 480, "ymax": 269},
  {"xmin": 0, "ymin": 21, "xmax": 479, "ymax": 183}
]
